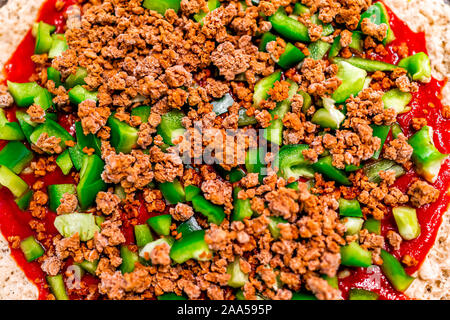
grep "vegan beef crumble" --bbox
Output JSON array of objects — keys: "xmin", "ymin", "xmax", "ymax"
[{"xmin": 0, "ymin": 0, "xmax": 448, "ymax": 301}]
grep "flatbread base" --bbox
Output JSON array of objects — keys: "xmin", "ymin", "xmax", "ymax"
[{"xmin": 0, "ymin": 0, "xmax": 448, "ymax": 300}]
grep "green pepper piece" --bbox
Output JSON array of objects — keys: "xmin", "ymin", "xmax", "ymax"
[
  {"xmin": 185, "ymin": 184, "xmax": 201, "ymax": 202},
  {"xmin": 363, "ymin": 218, "xmax": 381, "ymax": 235},
  {"xmin": 48, "ymin": 184, "xmax": 76, "ymax": 212},
  {"xmin": 177, "ymin": 216, "xmax": 202, "ymax": 237},
  {"xmin": 227, "ymin": 167, "xmax": 246, "ymax": 183},
  {"xmin": 312, "ymin": 156, "xmax": 351, "ymax": 186},
  {"xmin": 291, "ymin": 292, "xmax": 318, "ymax": 300},
  {"xmin": 253, "ymin": 71, "xmax": 282, "ymax": 108},
  {"xmin": 329, "ymin": 32, "xmax": 363, "ymax": 58},
  {"xmin": 0, "ymin": 109, "xmax": 26, "ymax": 141},
  {"xmin": 274, "ymin": 144, "xmax": 314, "ymax": 180},
  {"xmin": 391, "ymin": 123, "xmax": 404, "ymax": 139},
  {"xmin": 348, "ymin": 288, "xmax": 378, "ymax": 300},
  {"xmin": 371, "ymin": 124, "xmax": 391, "ymax": 159},
  {"xmin": 75, "ymin": 121, "xmax": 101, "ymax": 156},
  {"xmin": 131, "ymin": 105, "xmax": 151, "ymax": 123},
  {"xmin": 169, "ymin": 230, "xmax": 212, "ymax": 264},
  {"xmin": 65, "ymin": 67, "xmax": 88, "ymax": 89},
  {"xmin": 34, "ymin": 21, "xmax": 56, "ymax": 54},
  {"xmin": 193, "ymin": 0, "xmax": 220, "ymax": 25},
  {"xmin": 120, "ymin": 246, "xmax": 139, "ymax": 273},
  {"xmin": 382, "ymin": 89, "xmax": 412, "ymax": 114},
  {"xmin": 339, "ymin": 198, "xmax": 363, "ymax": 217},
  {"xmin": 392, "ymin": 206, "xmax": 421, "ymax": 240},
  {"xmin": 263, "ymin": 79, "xmax": 298, "ymax": 145},
  {"xmin": 237, "ymin": 107, "xmax": 257, "ymax": 127},
  {"xmin": 20, "ymin": 236, "xmax": 45, "ymax": 262},
  {"xmin": 77, "ymin": 154, "xmax": 107, "ymax": 209},
  {"xmin": 277, "ymin": 43, "xmax": 306, "ymax": 69},
  {"xmin": 147, "ymin": 214, "xmax": 172, "ymax": 236},
  {"xmin": 54, "ymin": 213, "xmax": 100, "ymax": 241},
  {"xmin": 307, "ymin": 40, "xmax": 331, "ymax": 61},
  {"xmin": 15, "ymin": 189, "xmax": 33, "ymax": 211},
  {"xmin": 212, "ymin": 93, "xmax": 234, "ymax": 115},
  {"xmin": 46, "ymin": 275, "xmax": 69, "ymax": 300},
  {"xmin": 0, "ymin": 165, "xmax": 29, "ymax": 198},
  {"xmin": 340, "ymin": 241, "xmax": 372, "ymax": 267},
  {"xmin": 292, "ymin": 3, "xmax": 309, "ymax": 15},
  {"xmin": 268, "ymin": 8, "xmax": 309, "ymax": 42},
  {"xmin": 143, "ymin": 0, "xmax": 181, "ymax": 15},
  {"xmin": 48, "ymin": 34, "xmax": 68, "ymax": 59},
  {"xmin": 108, "ymin": 116, "xmax": 139, "ymax": 154},
  {"xmin": 30, "ymin": 118, "xmax": 74, "ymax": 153},
  {"xmin": 380, "ymin": 249, "xmax": 414, "ymax": 292},
  {"xmin": 332, "ymin": 56, "xmax": 397, "ymax": 72},
  {"xmin": 259, "ymin": 32, "xmax": 277, "ymax": 52},
  {"xmin": 342, "ymin": 217, "xmax": 364, "ymax": 235},
  {"xmin": 345, "ymin": 164, "xmax": 362, "ymax": 172},
  {"xmin": 139, "ymin": 237, "xmax": 174, "ymax": 261},
  {"xmin": 232, "ymin": 187, "xmax": 253, "ymax": 221},
  {"xmin": 359, "ymin": 2, "xmax": 395, "ymax": 45},
  {"xmin": 7, "ymin": 81, "xmax": 52, "ymax": 110},
  {"xmin": 268, "ymin": 216, "xmax": 287, "ymax": 240},
  {"xmin": 159, "ymin": 179, "xmax": 186, "ymax": 204},
  {"xmin": 363, "ymin": 159, "xmax": 405, "ymax": 184},
  {"xmin": 310, "ymin": 14, "xmax": 334, "ymax": 37},
  {"xmin": 157, "ymin": 293, "xmax": 187, "ymax": 300},
  {"xmin": 157, "ymin": 109, "xmax": 186, "ymax": 146},
  {"xmin": 68, "ymin": 145, "xmax": 86, "ymax": 171},
  {"xmin": 68, "ymin": 85, "xmax": 98, "ymax": 104},
  {"xmin": 408, "ymin": 126, "xmax": 448, "ymax": 183},
  {"xmin": 191, "ymin": 194, "xmax": 225, "ymax": 225},
  {"xmin": 47, "ymin": 67, "xmax": 62, "ymax": 87},
  {"xmin": 245, "ymin": 147, "xmax": 267, "ymax": 181},
  {"xmin": 398, "ymin": 52, "xmax": 431, "ymax": 83},
  {"xmin": 15, "ymin": 110, "xmax": 36, "ymax": 143},
  {"xmin": 332, "ymin": 61, "xmax": 367, "ymax": 103},
  {"xmin": 298, "ymin": 90, "xmax": 312, "ymax": 114},
  {"xmin": 227, "ymin": 258, "xmax": 248, "ymax": 288},
  {"xmin": 77, "ymin": 260, "xmax": 98, "ymax": 275},
  {"xmin": 0, "ymin": 141, "xmax": 33, "ymax": 174},
  {"xmin": 312, "ymin": 97, "xmax": 345, "ymax": 129}
]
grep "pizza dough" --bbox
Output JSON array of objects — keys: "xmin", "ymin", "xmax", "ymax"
[{"xmin": 0, "ymin": 0, "xmax": 448, "ymax": 300}]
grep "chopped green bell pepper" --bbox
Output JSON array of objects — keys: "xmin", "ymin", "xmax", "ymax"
[
  {"xmin": 76, "ymin": 154, "xmax": 107, "ymax": 209},
  {"xmin": 398, "ymin": 52, "xmax": 431, "ymax": 83},
  {"xmin": 212, "ymin": 93, "xmax": 234, "ymax": 115},
  {"xmin": 307, "ymin": 40, "xmax": 331, "ymax": 61},
  {"xmin": 48, "ymin": 184, "xmax": 76, "ymax": 212},
  {"xmin": 274, "ymin": 144, "xmax": 314, "ymax": 180},
  {"xmin": 340, "ymin": 241, "xmax": 372, "ymax": 267},
  {"xmin": 382, "ymin": 89, "xmax": 412, "ymax": 114},
  {"xmin": 108, "ymin": 116, "xmax": 138, "ymax": 154},
  {"xmin": 329, "ymin": 31, "xmax": 363, "ymax": 58},
  {"xmin": 363, "ymin": 159, "xmax": 405, "ymax": 184},
  {"xmin": 46, "ymin": 274, "xmax": 69, "ymax": 300},
  {"xmin": 48, "ymin": 34, "xmax": 68, "ymax": 59},
  {"xmin": 47, "ymin": 67, "xmax": 62, "ymax": 87},
  {"xmin": 159, "ymin": 179, "xmax": 186, "ymax": 204},
  {"xmin": 342, "ymin": 217, "xmax": 364, "ymax": 235},
  {"xmin": 371, "ymin": 124, "xmax": 391, "ymax": 159},
  {"xmin": 34, "ymin": 21, "xmax": 56, "ymax": 54},
  {"xmin": 339, "ymin": 198, "xmax": 363, "ymax": 217},
  {"xmin": 120, "ymin": 246, "xmax": 139, "ymax": 273},
  {"xmin": 0, "ymin": 141, "xmax": 33, "ymax": 174},
  {"xmin": 68, "ymin": 85, "xmax": 98, "ymax": 104},
  {"xmin": 253, "ymin": 71, "xmax": 281, "ymax": 108},
  {"xmin": 185, "ymin": 184, "xmax": 201, "ymax": 201},
  {"xmin": 277, "ymin": 43, "xmax": 306, "ymax": 69},
  {"xmin": 359, "ymin": 2, "xmax": 395, "ymax": 45},
  {"xmin": 56, "ymin": 149, "xmax": 73, "ymax": 175},
  {"xmin": 332, "ymin": 61, "xmax": 367, "ymax": 103},
  {"xmin": 312, "ymin": 97, "xmax": 345, "ymax": 129},
  {"xmin": 157, "ymin": 293, "xmax": 187, "ymax": 300},
  {"xmin": 268, "ymin": 8, "xmax": 309, "ymax": 42},
  {"xmin": 227, "ymin": 258, "xmax": 248, "ymax": 288},
  {"xmin": 147, "ymin": 214, "xmax": 172, "ymax": 236},
  {"xmin": 30, "ymin": 118, "xmax": 74, "ymax": 153},
  {"xmin": 363, "ymin": 218, "xmax": 381, "ymax": 235},
  {"xmin": 332, "ymin": 56, "xmax": 397, "ymax": 72},
  {"xmin": 65, "ymin": 67, "xmax": 88, "ymax": 89},
  {"xmin": 177, "ymin": 216, "xmax": 202, "ymax": 237},
  {"xmin": 0, "ymin": 165, "xmax": 29, "ymax": 198},
  {"xmin": 169, "ymin": 230, "xmax": 212, "ymax": 264},
  {"xmin": 143, "ymin": 0, "xmax": 181, "ymax": 15},
  {"xmin": 268, "ymin": 216, "xmax": 287, "ymax": 240},
  {"xmin": 20, "ymin": 236, "xmax": 45, "ymax": 262},
  {"xmin": 193, "ymin": 0, "xmax": 220, "ymax": 25},
  {"xmin": 408, "ymin": 126, "xmax": 448, "ymax": 183},
  {"xmin": 392, "ymin": 206, "xmax": 420, "ymax": 240},
  {"xmin": 263, "ymin": 79, "xmax": 298, "ymax": 145},
  {"xmin": 131, "ymin": 105, "xmax": 151, "ymax": 123},
  {"xmin": 7, "ymin": 81, "xmax": 53, "ymax": 110},
  {"xmin": 157, "ymin": 109, "xmax": 186, "ymax": 146},
  {"xmin": 232, "ymin": 187, "xmax": 253, "ymax": 221},
  {"xmin": 312, "ymin": 156, "xmax": 351, "ymax": 186},
  {"xmin": 380, "ymin": 249, "xmax": 414, "ymax": 292},
  {"xmin": 348, "ymin": 288, "xmax": 378, "ymax": 300},
  {"xmin": 191, "ymin": 194, "xmax": 225, "ymax": 225},
  {"xmin": 15, "ymin": 189, "xmax": 33, "ymax": 211}
]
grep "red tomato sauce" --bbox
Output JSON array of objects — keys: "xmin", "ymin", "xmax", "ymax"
[{"xmin": 0, "ymin": 0, "xmax": 448, "ymax": 300}]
